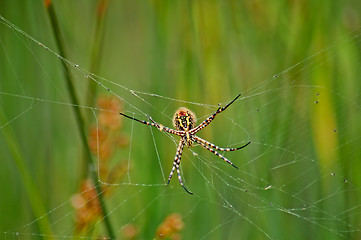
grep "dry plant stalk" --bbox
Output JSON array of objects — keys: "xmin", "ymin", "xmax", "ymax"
[{"xmin": 72, "ymin": 96, "xmax": 129, "ymax": 234}]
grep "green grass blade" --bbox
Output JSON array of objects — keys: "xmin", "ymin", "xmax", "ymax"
[{"xmin": 0, "ymin": 109, "xmax": 55, "ymax": 240}]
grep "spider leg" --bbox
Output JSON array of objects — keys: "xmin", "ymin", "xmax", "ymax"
[
  {"xmin": 193, "ymin": 138, "xmax": 239, "ymax": 169},
  {"xmin": 193, "ymin": 136, "xmax": 251, "ymax": 151},
  {"xmin": 119, "ymin": 112, "xmax": 184, "ymax": 136},
  {"xmin": 146, "ymin": 114, "xmax": 184, "ymax": 136},
  {"xmin": 119, "ymin": 112, "xmax": 156, "ymax": 127},
  {"xmin": 191, "ymin": 94, "xmax": 241, "ymax": 134},
  {"xmin": 176, "ymin": 161, "xmax": 193, "ymax": 195},
  {"xmin": 167, "ymin": 139, "xmax": 193, "ymax": 194}
]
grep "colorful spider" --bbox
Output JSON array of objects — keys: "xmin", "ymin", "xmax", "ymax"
[{"xmin": 119, "ymin": 94, "xmax": 251, "ymax": 194}]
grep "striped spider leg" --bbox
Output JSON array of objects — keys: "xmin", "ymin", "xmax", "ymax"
[
  {"xmin": 119, "ymin": 112, "xmax": 191, "ymax": 193},
  {"xmin": 192, "ymin": 135, "xmax": 251, "ymax": 169},
  {"xmin": 119, "ymin": 94, "xmax": 251, "ymax": 194},
  {"xmin": 119, "ymin": 112, "xmax": 183, "ymax": 136},
  {"xmin": 167, "ymin": 138, "xmax": 193, "ymax": 194},
  {"xmin": 190, "ymin": 93, "xmax": 242, "ymax": 135}
]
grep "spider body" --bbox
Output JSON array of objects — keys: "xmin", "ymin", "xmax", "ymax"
[
  {"xmin": 119, "ymin": 94, "xmax": 250, "ymax": 194},
  {"xmin": 173, "ymin": 107, "xmax": 196, "ymax": 147},
  {"xmin": 173, "ymin": 107, "xmax": 196, "ymax": 131}
]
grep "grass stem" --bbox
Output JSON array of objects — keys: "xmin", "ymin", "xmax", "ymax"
[{"xmin": 45, "ymin": 2, "xmax": 115, "ymax": 238}]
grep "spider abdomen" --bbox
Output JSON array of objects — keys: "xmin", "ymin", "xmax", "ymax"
[{"xmin": 173, "ymin": 107, "xmax": 197, "ymax": 131}]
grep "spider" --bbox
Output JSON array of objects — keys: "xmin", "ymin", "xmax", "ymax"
[{"xmin": 119, "ymin": 94, "xmax": 251, "ymax": 194}]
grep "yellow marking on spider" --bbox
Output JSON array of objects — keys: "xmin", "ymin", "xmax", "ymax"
[{"xmin": 178, "ymin": 118, "xmax": 184, "ymax": 129}]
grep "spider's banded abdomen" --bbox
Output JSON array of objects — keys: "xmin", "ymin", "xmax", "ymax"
[{"xmin": 173, "ymin": 107, "xmax": 197, "ymax": 131}]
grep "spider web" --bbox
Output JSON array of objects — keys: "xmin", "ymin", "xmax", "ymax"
[{"xmin": 1, "ymin": 2, "xmax": 361, "ymax": 239}]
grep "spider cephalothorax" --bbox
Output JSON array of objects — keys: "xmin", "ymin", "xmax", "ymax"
[{"xmin": 119, "ymin": 94, "xmax": 251, "ymax": 194}]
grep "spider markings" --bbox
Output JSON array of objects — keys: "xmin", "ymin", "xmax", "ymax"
[
  {"xmin": 119, "ymin": 94, "xmax": 251, "ymax": 194},
  {"xmin": 173, "ymin": 107, "xmax": 196, "ymax": 147},
  {"xmin": 173, "ymin": 107, "xmax": 196, "ymax": 131}
]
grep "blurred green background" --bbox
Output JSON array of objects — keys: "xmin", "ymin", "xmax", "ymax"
[{"xmin": 1, "ymin": 0, "xmax": 361, "ymax": 239}]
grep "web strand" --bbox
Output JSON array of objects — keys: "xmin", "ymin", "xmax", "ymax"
[{"xmin": 1, "ymin": 8, "xmax": 361, "ymax": 240}]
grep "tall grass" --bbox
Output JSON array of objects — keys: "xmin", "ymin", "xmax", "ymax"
[{"xmin": 1, "ymin": 1, "xmax": 361, "ymax": 239}]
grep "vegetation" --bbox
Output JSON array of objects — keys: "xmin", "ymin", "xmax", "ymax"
[{"xmin": 1, "ymin": 1, "xmax": 361, "ymax": 239}]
